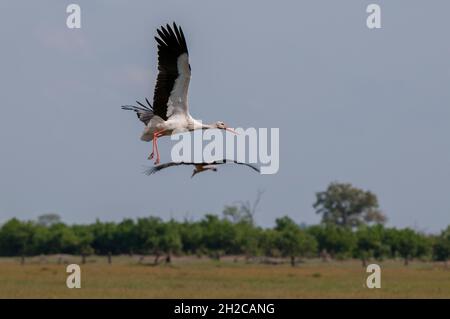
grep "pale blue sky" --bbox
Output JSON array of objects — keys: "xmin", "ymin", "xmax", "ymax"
[{"xmin": 0, "ymin": 0, "xmax": 449, "ymax": 232}]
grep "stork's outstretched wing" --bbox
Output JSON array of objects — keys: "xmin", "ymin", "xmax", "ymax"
[
  {"xmin": 144, "ymin": 159, "xmax": 261, "ymax": 176},
  {"xmin": 214, "ymin": 159, "xmax": 261, "ymax": 173},
  {"xmin": 144, "ymin": 162, "xmax": 193, "ymax": 175},
  {"xmin": 153, "ymin": 22, "xmax": 191, "ymax": 121}
]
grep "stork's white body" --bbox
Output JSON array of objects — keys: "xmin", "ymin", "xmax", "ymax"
[{"xmin": 141, "ymin": 114, "xmax": 204, "ymax": 142}]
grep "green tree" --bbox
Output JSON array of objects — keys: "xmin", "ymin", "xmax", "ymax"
[
  {"xmin": 72, "ymin": 224, "xmax": 94, "ymax": 263},
  {"xmin": 90, "ymin": 221, "xmax": 118, "ymax": 255},
  {"xmin": 389, "ymin": 228, "xmax": 431, "ymax": 265},
  {"xmin": 115, "ymin": 219, "xmax": 138, "ymax": 255},
  {"xmin": 433, "ymin": 226, "xmax": 450, "ymax": 266},
  {"xmin": 313, "ymin": 182, "xmax": 387, "ymax": 228},
  {"xmin": 259, "ymin": 229, "xmax": 278, "ymax": 258},
  {"xmin": 0, "ymin": 219, "xmax": 36, "ymax": 260},
  {"xmin": 200, "ymin": 215, "xmax": 237, "ymax": 259},
  {"xmin": 33, "ymin": 224, "xmax": 52, "ymax": 255},
  {"xmin": 135, "ymin": 217, "xmax": 162, "ymax": 263},
  {"xmin": 354, "ymin": 225, "xmax": 389, "ymax": 266},
  {"xmin": 308, "ymin": 224, "xmax": 356, "ymax": 259},
  {"xmin": 234, "ymin": 221, "xmax": 262, "ymax": 260},
  {"xmin": 45, "ymin": 223, "xmax": 79, "ymax": 254},
  {"xmin": 179, "ymin": 221, "xmax": 204, "ymax": 255},
  {"xmin": 134, "ymin": 217, "xmax": 182, "ymax": 264},
  {"xmin": 158, "ymin": 220, "xmax": 182, "ymax": 263},
  {"xmin": 274, "ymin": 217, "xmax": 317, "ymax": 266}
]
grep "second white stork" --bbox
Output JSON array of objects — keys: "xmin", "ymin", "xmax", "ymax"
[{"xmin": 122, "ymin": 22, "xmax": 237, "ymax": 165}]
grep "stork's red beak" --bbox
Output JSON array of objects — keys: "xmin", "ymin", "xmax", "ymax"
[{"xmin": 225, "ymin": 127, "xmax": 238, "ymax": 135}]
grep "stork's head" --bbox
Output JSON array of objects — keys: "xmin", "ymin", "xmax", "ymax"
[
  {"xmin": 214, "ymin": 121, "xmax": 238, "ymax": 134},
  {"xmin": 191, "ymin": 166, "xmax": 218, "ymax": 178}
]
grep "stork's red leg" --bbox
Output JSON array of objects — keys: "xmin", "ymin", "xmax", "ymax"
[
  {"xmin": 152, "ymin": 130, "xmax": 165, "ymax": 165},
  {"xmin": 154, "ymin": 139, "xmax": 160, "ymax": 165},
  {"xmin": 148, "ymin": 136, "xmax": 156, "ymax": 160}
]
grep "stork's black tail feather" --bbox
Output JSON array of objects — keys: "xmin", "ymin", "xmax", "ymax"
[{"xmin": 121, "ymin": 98, "xmax": 154, "ymax": 125}]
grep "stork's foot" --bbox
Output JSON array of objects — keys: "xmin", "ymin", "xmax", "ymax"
[{"xmin": 153, "ymin": 150, "xmax": 161, "ymax": 165}]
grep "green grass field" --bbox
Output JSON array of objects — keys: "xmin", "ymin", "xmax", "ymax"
[{"xmin": 0, "ymin": 256, "xmax": 449, "ymax": 298}]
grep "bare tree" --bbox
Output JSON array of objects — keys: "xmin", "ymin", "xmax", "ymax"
[
  {"xmin": 37, "ymin": 213, "xmax": 61, "ymax": 227},
  {"xmin": 238, "ymin": 189, "xmax": 265, "ymax": 224}
]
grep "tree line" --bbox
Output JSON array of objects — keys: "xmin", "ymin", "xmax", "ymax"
[{"xmin": 0, "ymin": 182, "xmax": 448, "ymax": 266}]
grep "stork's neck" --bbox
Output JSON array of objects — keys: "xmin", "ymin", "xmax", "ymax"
[
  {"xmin": 201, "ymin": 123, "xmax": 216, "ymax": 130},
  {"xmin": 190, "ymin": 117, "xmax": 214, "ymax": 130}
]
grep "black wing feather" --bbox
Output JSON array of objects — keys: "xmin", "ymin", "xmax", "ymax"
[
  {"xmin": 144, "ymin": 162, "xmax": 193, "ymax": 175},
  {"xmin": 216, "ymin": 160, "xmax": 261, "ymax": 173},
  {"xmin": 152, "ymin": 22, "xmax": 189, "ymax": 121},
  {"xmin": 121, "ymin": 99, "xmax": 154, "ymax": 125},
  {"xmin": 144, "ymin": 159, "xmax": 261, "ymax": 176}
]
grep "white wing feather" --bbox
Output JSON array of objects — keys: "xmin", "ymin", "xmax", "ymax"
[{"xmin": 166, "ymin": 53, "xmax": 191, "ymax": 118}]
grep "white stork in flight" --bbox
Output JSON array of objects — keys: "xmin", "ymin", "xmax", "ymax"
[{"xmin": 122, "ymin": 22, "xmax": 237, "ymax": 165}]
